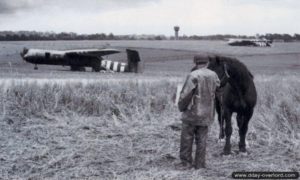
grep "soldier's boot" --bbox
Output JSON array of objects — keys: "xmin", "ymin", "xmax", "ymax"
[
  {"xmin": 179, "ymin": 122, "xmax": 194, "ymax": 168},
  {"xmin": 194, "ymin": 126, "xmax": 208, "ymax": 169},
  {"xmin": 175, "ymin": 161, "xmax": 193, "ymax": 171}
]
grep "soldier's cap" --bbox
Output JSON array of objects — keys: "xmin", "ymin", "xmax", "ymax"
[{"xmin": 193, "ymin": 55, "xmax": 209, "ymax": 65}]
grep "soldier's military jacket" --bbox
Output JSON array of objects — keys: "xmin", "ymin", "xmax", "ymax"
[{"xmin": 178, "ymin": 68, "xmax": 220, "ymax": 126}]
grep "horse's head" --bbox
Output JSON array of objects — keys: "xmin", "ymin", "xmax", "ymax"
[{"xmin": 207, "ymin": 56, "xmax": 230, "ymax": 81}]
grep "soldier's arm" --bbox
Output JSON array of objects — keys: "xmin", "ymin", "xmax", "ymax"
[
  {"xmin": 214, "ymin": 73, "xmax": 222, "ymax": 95},
  {"xmin": 214, "ymin": 73, "xmax": 222, "ymax": 107},
  {"xmin": 178, "ymin": 74, "xmax": 196, "ymax": 112},
  {"xmin": 215, "ymin": 73, "xmax": 220, "ymax": 88}
]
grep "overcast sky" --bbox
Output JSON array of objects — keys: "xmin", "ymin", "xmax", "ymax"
[{"xmin": 0, "ymin": 0, "xmax": 299, "ymax": 36}]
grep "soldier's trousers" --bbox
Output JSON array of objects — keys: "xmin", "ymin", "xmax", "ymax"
[{"xmin": 180, "ymin": 122, "xmax": 208, "ymax": 168}]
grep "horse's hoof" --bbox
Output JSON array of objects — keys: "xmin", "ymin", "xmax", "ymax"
[
  {"xmin": 222, "ymin": 150, "xmax": 232, "ymax": 156},
  {"xmin": 221, "ymin": 151, "xmax": 232, "ymax": 156},
  {"xmin": 239, "ymin": 147, "xmax": 247, "ymax": 153},
  {"xmin": 223, "ymin": 145, "xmax": 231, "ymax": 155}
]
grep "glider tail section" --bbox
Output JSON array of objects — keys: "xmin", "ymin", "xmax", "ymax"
[
  {"xmin": 126, "ymin": 49, "xmax": 141, "ymax": 73},
  {"xmin": 101, "ymin": 49, "xmax": 142, "ymax": 73}
]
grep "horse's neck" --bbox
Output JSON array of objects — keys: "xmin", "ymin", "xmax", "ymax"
[{"xmin": 228, "ymin": 64, "xmax": 251, "ymax": 90}]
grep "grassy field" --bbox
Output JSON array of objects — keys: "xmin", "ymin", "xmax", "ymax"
[
  {"xmin": 0, "ymin": 40, "xmax": 299, "ymax": 179},
  {"xmin": 0, "ymin": 75, "xmax": 299, "ymax": 179}
]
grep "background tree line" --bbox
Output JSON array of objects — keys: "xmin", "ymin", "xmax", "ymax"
[{"xmin": 0, "ymin": 31, "xmax": 299, "ymax": 42}]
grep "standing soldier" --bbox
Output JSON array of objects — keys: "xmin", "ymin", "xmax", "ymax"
[{"xmin": 177, "ymin": 55, "xmax": 220, "ymax": 170}]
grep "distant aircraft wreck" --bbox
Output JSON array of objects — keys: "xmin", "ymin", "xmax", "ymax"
[
  {"xmin": 228, "ymin": 38, "xmax": 272, "ymax": 47},
  {"xmin": 20, "ymin": 48, "xmax": 141, "ymax": 73}
]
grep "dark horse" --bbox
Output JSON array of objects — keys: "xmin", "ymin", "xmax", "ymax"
[{"xmin": 207, "ymin": 56, "xmax": 257, "ymax": 155}]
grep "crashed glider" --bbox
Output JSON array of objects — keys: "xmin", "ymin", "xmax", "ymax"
[{"xmin": 20, "ymin": 48, "xmax": 141, "ymax": 73}]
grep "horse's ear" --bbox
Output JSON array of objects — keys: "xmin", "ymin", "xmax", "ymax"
[
  {"xmin": 215, "ymin": 56, "xmax": 221, "ymax": 65},
  {"xmin": 208, "ymin": 56, "xmax": 214, "ymax": 62}
]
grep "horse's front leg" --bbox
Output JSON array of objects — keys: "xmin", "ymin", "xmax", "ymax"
[
  {"xmin": 218, "ymin": 114, "xmax": 225, "ymax": 139},
  {"xmin": 223, "ymin": 109, "xmax": 233, "ymax": 155},
  {"xmin": 215, "ymin": 98, "xmax": 224, "ymax": 139}
]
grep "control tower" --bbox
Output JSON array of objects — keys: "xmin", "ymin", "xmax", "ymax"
[{"xmin": 174, "ymin": 26, "xmax": 180, "ymax": 40}]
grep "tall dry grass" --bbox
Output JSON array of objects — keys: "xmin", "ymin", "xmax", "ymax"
[
  {"xmin": 0, "ymin": 74, "xmax": 299, "ymax": 179},
  {"xmin": 1, "ymin": 79, "xmax": 177, "ymax": 118}
]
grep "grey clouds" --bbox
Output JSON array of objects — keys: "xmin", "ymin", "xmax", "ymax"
[
  {"xmin": 0, "ymin": 0, "xmax": 160, "ymax": 14},
  {"xmin": 0, "ymin": 0, "xmax": 33, "ymax": 14},
  {"xmin": 0, "ymin": 0, "xmax": 299, "ymax": 35}
]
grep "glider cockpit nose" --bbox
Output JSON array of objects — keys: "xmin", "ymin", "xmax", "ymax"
[{"xmin": 20, "ymin": 48, "xmax": 29, "ymax": 59}]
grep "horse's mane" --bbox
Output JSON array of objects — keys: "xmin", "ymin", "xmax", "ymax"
[
  {"xmin": 214, "ymin": 56, "xmax": 254, "ymax": 94},
  {"xmin": 217, "ymin": 56, "xmax": 254, "ymax": 80}
]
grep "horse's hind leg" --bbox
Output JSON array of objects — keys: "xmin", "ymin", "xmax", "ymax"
[
  {"xmin": 237, "ymin": 113, "xmax": 244, "ymax": 129},
  {"xmin": 223, "ymin": 109, "xmax": 233, "ymax": 155},
  {"xmin": 238, "ymin": 109, "xmax": 254, "ymax": 152}
]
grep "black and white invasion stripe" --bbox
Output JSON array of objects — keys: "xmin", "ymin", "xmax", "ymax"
[{"xmin": 101, "ymin": 60, "xmax": 128, "ymax": 72}]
